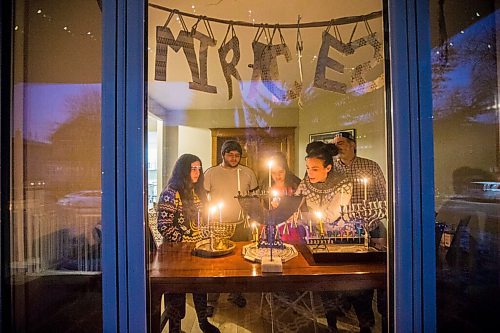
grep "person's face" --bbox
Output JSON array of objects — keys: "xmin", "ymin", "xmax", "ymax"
[
  {"xmin": 306, "ymin": 157, "xmax": 331, "ymax": 183},
  {"xmin": 333, "ymin": 136, "xmax": 356, "ymax": 159},
  {"xmin": 223, "ymin": 150, "xmax": 241, "ymax": 168},
  {"xmin": 271, "ymin": 165, "xmax": 286, "ymax": 184},
  {"xmin": 190, "ymin": 161, "xmax": 202, "ymax": 183}
]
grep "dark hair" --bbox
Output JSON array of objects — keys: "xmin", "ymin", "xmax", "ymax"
[
  {"xmin": 269, "ymin": 152, "xmax": 301, "ymax": 189},
  {"xmin": 305, "ymin": 141, "xmax": 325, "ymax": 155},
  {"xmin": 221, "ymin": 140, "xmax": 242, "ymax": 156},
  {"xmin": 305, "ymin": 142, "xmax": 338, "ymax": 167},
  {"xmin": 167, "ymin": 154, "xmax": 207, "ymax": 220},
  {"xmin": 335, "ymin": 131, "xmax": 356, "ymax": 142}
]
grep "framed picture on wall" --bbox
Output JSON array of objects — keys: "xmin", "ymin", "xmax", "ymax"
[{"xmin": 309, "ymin": 129, "xmax": 356, "ymax": 143}]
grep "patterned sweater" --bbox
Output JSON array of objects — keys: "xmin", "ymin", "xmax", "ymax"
[
  {"xmin": 157, "ymin": 186, "xmax": 202, "ymax": 243},
  {"xmin": 295, "ymin": 172, "xmax": 352, "ymax": 226}
]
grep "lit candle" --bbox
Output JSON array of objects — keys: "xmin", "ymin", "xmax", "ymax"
[
  {"xmin": 315, "ymin": 211, "xmax": 324, "ymax": 235},
  {"xmin": 208, "ymin": 206, "xmax": 217, "ymax": 224},
  {"xmin": 362, "ymin": 178, "xmax": 368, "ymax": 201},
  {"xmin": 251, "ymin": 222, "xmax": 258, "ymax": 243},
  {"xmin": 207, "ymin": 206, "xmax": 211, "ymax": 224},
  {"xmin": 197, "ymin": 209, "xmax": 200, "ymax": 228},
  {"xmin": 267, "ymin": 160, "xmax": 273, "ymax": 190},
  {"xmin": 237, "ymin": 168, "xmax": 241, "ymax": 193},
  {"xmin": 309, "ymin": 219, "xmax": 312, "ymax": 233},
  {"xmin": 218, "ymin": 202, "xmax": 223, "ymax": 222}
]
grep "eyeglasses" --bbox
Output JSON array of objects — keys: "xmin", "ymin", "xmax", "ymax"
[{"xmin": 191, "ymin": 166, "xmax": 202, "ymax": 171}]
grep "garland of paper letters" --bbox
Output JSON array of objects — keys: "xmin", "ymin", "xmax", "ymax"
[{"xmin": 153, "ymin": 6, "xmax": 385, "ymax": 101}]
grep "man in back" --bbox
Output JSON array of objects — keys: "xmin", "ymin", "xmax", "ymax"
[{"xmin": 204, "ymin": 140, "xmax": 258, "ymax": 312}]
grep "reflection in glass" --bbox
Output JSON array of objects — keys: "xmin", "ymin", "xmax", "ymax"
[
  {"xmin": 431, "ymin": 2, "xmax": 500, "ymax": 332},
  {"xmin": 8, "ymin": 1, "xmax": 102, "ymax": 331}
]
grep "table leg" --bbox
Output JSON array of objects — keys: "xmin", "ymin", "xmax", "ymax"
[{"xmin": 150, "ymin": 288, "xmax": 163, "ymax": 333}]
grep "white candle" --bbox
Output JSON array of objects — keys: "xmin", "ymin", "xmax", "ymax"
[
  {"xmin": 267, "ymin": 160, "xmax": 273, "ymax": 190},
  {"xmin": 218, "ymin": 202, "xmax": 223, "ymax": 222},
  {"xmin": 197, "ymin": 210, "xmax": 200, "ymax": 228},
  {"xmin": 209, "ymin": 206, "xmax": 218, "ymax": 224},
  {"xmin": 363, "ymin": 178, "xmax": 368, "ymax": 201},
  {"xmin": 309, "ymin": 219, "xmax": 312, "ymax": 233},
  {"xmin": 237, "ymin": 168, "xmax": 241, "ymax": 193}
]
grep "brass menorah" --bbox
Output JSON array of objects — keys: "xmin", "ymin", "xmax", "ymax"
[{"xmin": 198, "ymin": 220, "xmax": 237, "ymax": 252}]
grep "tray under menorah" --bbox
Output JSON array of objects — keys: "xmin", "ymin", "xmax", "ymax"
[{"xmin": 303, "ymin": 240, "xmax": 386, "ymax": 263}]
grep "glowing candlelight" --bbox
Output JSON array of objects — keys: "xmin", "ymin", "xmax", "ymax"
[
  {"xmin": 209, "ymin": 206, "xmax": 217, "ymax": 224},
  {"xmin": 362, "ymin": 178, "xmax": 368, "ymax": 201},
  {"xmin": 267, "ymin": 160, "xmax": 273, "ymax": 189},
  {"xmin": 315, "ymin": 211, "xmax": 324, "ymax": 235},
  {"xmin": 217, "ymin": 202, "xmax": 223, "ymax": 222},
  {"xmin": 309, "ymin": 219, "xmax": 312, "ymax": 233},
  {"xmin": 237, "ymin": 168, "xmax": 241, "ymax": 193}
]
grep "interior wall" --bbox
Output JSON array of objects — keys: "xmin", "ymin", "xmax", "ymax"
[
  {"xmin": 157, "ymin": 106, "xmax": 301, "ymax": 177},
  {"xmin": 297, "ymin": 89, "xmax": 387, "ymax": 177},
  {"xmin": 178, "ymin": 126, "xmax": 212, "ymax": 169}
]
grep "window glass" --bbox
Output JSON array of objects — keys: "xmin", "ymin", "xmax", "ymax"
[
  {"xmin": 430, "ymin": 1, "xmax": 500, "ymax": 331},
  {"xmin": 147, "ymin": 1, "xmax": 390, "ymax": 332},
  {"xmin": 8, "ymin": 0, "xmax": 102, "ymax": 331}
]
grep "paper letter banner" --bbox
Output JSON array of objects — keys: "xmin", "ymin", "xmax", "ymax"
[
  {"xmin": 249, "ymin": 41, "xmax": 302, "ymax": 102},
  {"xmin": 190, "ymin": 31, "xmax": 217, "ymax": 93},
  {"xmin": 313, "ymin": 31, "xmax": 348, "ymax": 94},
  {"xmin": 314, "ymin": 30, "xmax": 384, "ymax": 95},
  {"xmin": 218, "ymin": 36, "xmax": 242, "ymax": 100},
  {"xmin": 155, "ymin": 27, "xmax": 196, "ymax": 81},
  {"xmin": 155, "ymin": 27, "xmax": 217, "ymax": 93},
  {"xmin": 347, "ymin": 33, "xmax": 384, "ymax": 95}
]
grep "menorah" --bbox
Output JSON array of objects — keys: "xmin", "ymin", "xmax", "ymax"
[
  {"xmin": 199, "ymin": 220, "xmax": 237, "ymax": 251},
  {"xmin": 305, "ymin": 200, "xmax": 387, "ymax": 251},
  {"xmin": 238, "ymin": 193, "xmax": 304, "ymax": 264},
  {"xmin": 340, "ymin": 200, "xmax": 387, "ymax": 230},
  {"xmin": 192, "ymin": 208, "xmax": 239, "ymax": 257}
]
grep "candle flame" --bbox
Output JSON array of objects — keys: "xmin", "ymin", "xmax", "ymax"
[
  {"xmin": 271, "ymin": 190, "xmax": 279, "ymax": 197},
  {"xmin": 267, "ymin": 160, "xmax": 274, "ymax": 168},
  {"xmin": 217, "ymin": 202, "xmax": 224, "ymax": 209},
  {"xmin": 314, "ymin": 211, "xmax": 323, "ymax": 219},
  {"xmin": 210, "ymin": 206, "xmax": 217, "ymax": 214}
]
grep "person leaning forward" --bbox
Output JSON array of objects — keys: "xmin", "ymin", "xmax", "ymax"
[{"xmin": 320, "ymin": 131, "xmax": 388, "ymax": 333}]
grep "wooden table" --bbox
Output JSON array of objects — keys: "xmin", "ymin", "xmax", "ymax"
[{"xmin": 148, "ymin": 242, "xmax": 386, "ymax": 333}]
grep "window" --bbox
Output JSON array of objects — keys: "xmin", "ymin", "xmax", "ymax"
[{"xmin": 147, "ymin": 1, "xmax": 390, "ymax": 332}]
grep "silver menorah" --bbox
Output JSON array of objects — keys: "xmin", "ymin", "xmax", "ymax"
[
  {"xmin": 340, "ymin": 200, "xmax": 387, "ymax": 230},
  {"xmin": 305, "ymin": 200, "xmax": 387, "ymax": 250}
]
